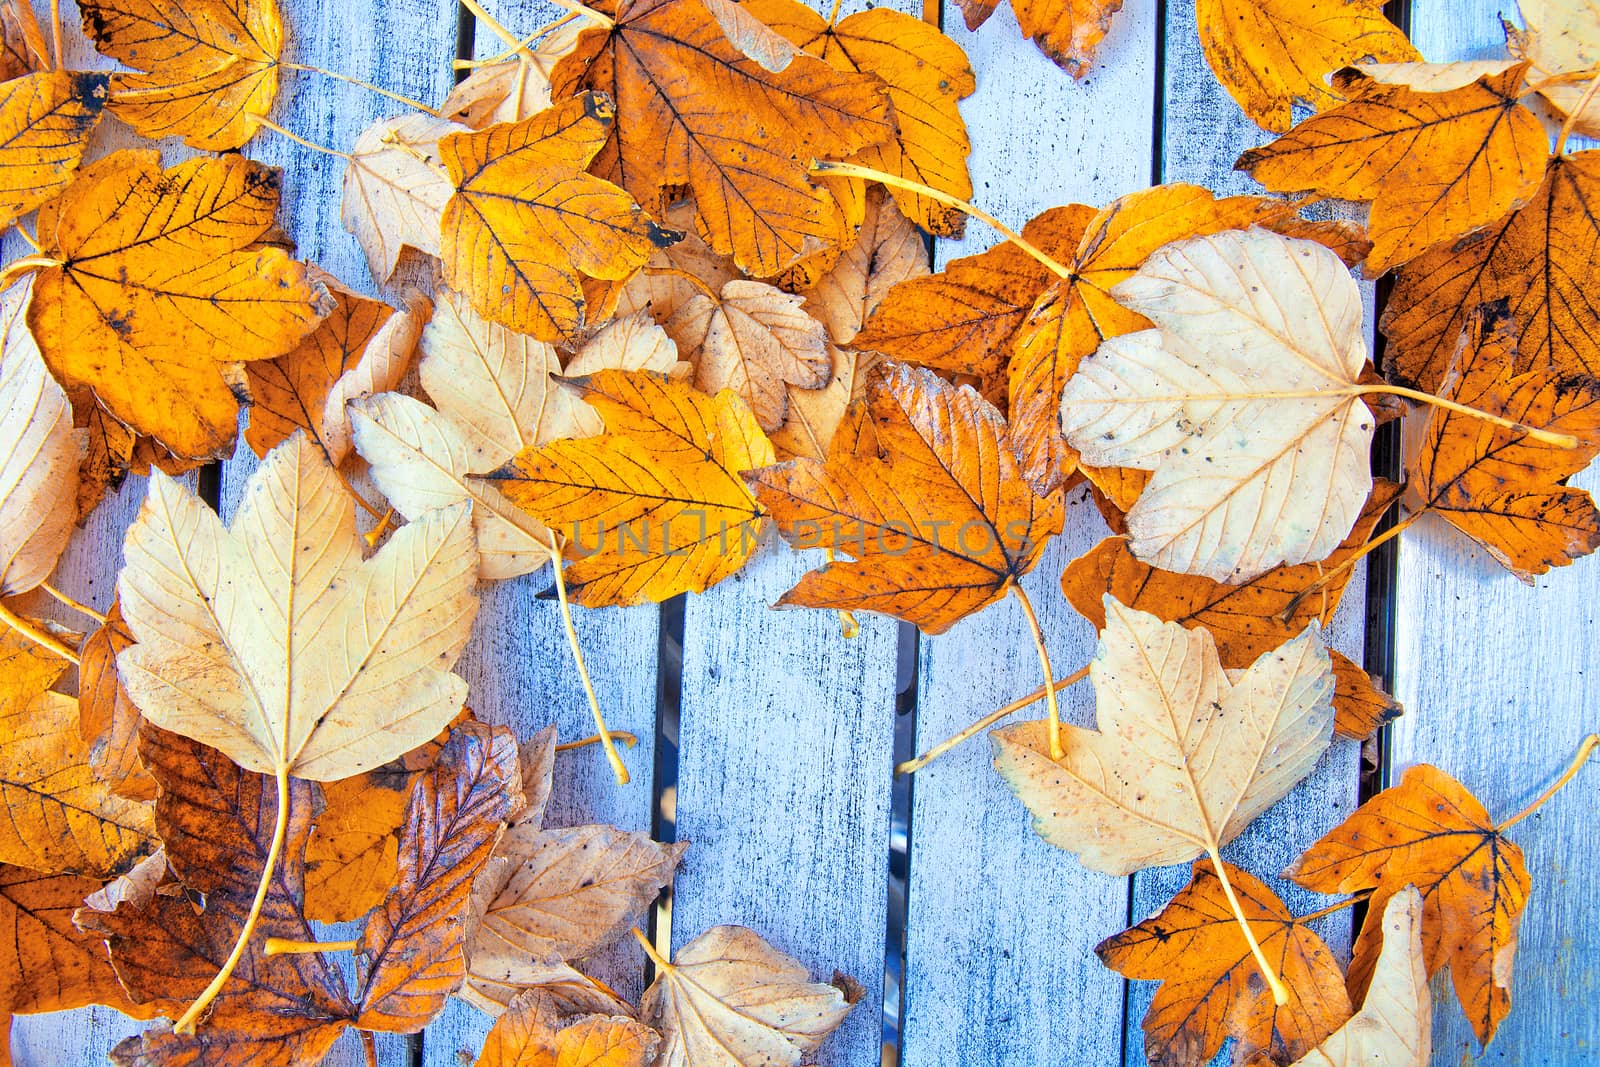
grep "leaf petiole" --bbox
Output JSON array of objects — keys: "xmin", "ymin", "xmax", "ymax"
[
  {"xmin": 1208, "ymin": 852, "xmax": 1291, "ymax": 1006},
  {"xmin": 40, "ymin": 582, "xmax": 107, "ymax": 625},
  {"xmin": 174, "ymin": 762, "xmax": 290, "ymax": 1033},
  {"xmin": 897, "ymin": 663, "xmax": 1090, "ymax": 775},
  {"xmin": 263, "ymin": 937, "xmax": 356, "ymax": 956},
  {"xmin": 277, "ymin": 63, "xmax": 446, "ymax": 118},
  {"xmin": 250, "ymin": 116, "xmax": 352, "ymax": 160},
  {"xmin": 630, "ymin": 925, "xmax": 673, "ymax": 972},
  {"xmin": 555, "ymin": 729, "xmax": 639, "ymax": 753},
  {"xmin": 0, "ymin": 598, "xmax": 79, "ymax": 665},
  {"xmin": 548, "ymin": 541, "xmax": 630, "ymax": 785},
  {"xmin": 1497, "ymin": 733, "xmax": 1598, "ymax": 831},
  {"xmin": 809, "ymin": 160, "xmax": 1072, "ymax": 281},
  {"xmin": 1282, "ymin": 511, "xmax": 1418, "ymax": 622},
  {"xmin": 1011, "ymin": 582, "xmax": 1064, "ymax": 761},
  {"xmin": 1555, "ymin": 70, "xmax": 1600, "ymax": 157}
]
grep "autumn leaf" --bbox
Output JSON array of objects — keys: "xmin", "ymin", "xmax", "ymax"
[
  {"xmin": 245, "ymin": 278, "xmax": 428, "ymax": 464},
  {"xmin": 469, "ymin": 824, "xmax": 684, "ymax": 982},
  {"xmin": 954, "ymin": 0, "xmax": 1124, "ymax": 78},
  {"xmin": 640, "ymin": 925, "xmax": 856, "ymax": 1067},
  {"xmin": 1060, "ymin": 227, "xmax": 1375, "ymax": 581},
  {"xmin": 79, "ymin": 0, "xmax": 282, "ymax": 150},
  {"xmin": 443, "ymin": 22, "xmax": 586, "ymax": 129},
  {"xmin": 750, "ymin": 362, "xmax": 1063, "ymax": 633},
  {"xmin": 669, "ymin": 279, "xmax": 830, "ymax": 432},
  {"xmin": 854, "ymin": 204, "xmax": 1090, "ymax": 387},
  {"xmin": 354, "ymin": 721, "xmax": 523, "ymax": 1032},
  {"xmin": 440, "ymin": 90, "xmax": 679, "ymax": 342},
  {"xmin": 1286, "ymin": 764, "xmax": 1527, "ymax": 1046},
  {"xmin": 549, "ymin": 0, "xmax": 893, "ymax": 277},
  {"xmin": 1011, "ymin": 184, "xmax": 1363, "ymax": 494},
  {"xmin": 1097, "ymin": 859, "xmax": 1351, "ymax": 1065},
  {"xmin": 1060, "ymin": 480, "xmax": 1403, "ymax": 739},
  {"xmin": 0, "ymin": 629, "xmax": 155, "ymax": 877},
  {"xmin": 477, "ymin": 990, "xmax": 659, "ymax": 1067},
  {"xmin": 80, "ymin": 730, "xmax": 353, "ymax": 1065},
  {"xmin": 994, "ymin": 595, "xmax": 1333, "ymax": 874},
  {"xmin": 0, "ymin": 4, "xmax": 41, "ymax": 81},
  {"xmin": 303, "ymin": 771, "xmax": 416, "ymax": 925},
  {"xmin": 1235, "ymin": 64, "xmax": 1549, "ymax": 273},
  {"xmin": 746, "ymin": 0, "xmax": 975, "ymax": 235},
  {"xmin": 77, "ymin": 602, "xmax": 158, "ymax": 802},
  {"xmin": 1196, "ymin": 0, "xmax": 1418, "ymax": 132},
  {"xmin": 1407, "ymin": 304, "xmax": 1600, "ymax": 578},
  {"xmin": 0, "ymin": 282, "xmax": 79, "ymax": 597},
  {"xmin": 491, "ymin": 370, "xmax": 774, "ymax": 606},
  {"xmin": 1, "ymin": 863, "xmax": 159, "ymax": 1064},
  {"xmin": 616, "ymin": 202, "xmax": 741, "ymax": 324},
  {"xmin": 1508, "ymin": 0, "xmax": 1600, "ymax": 138},
  {"xmin": 26, "ymin": 150, "xmax": 332, "ymax": 459},
  {"xmin": 343, "ymin": 113, "xmax": 467, "ymax": 286},
  {"xmin": 1382, "ymin": 150, "xmax": 1600, "ymax": 393},
  {"xmin": 0, "ymin": 69, "xmax": 107, "ymax": 227}
]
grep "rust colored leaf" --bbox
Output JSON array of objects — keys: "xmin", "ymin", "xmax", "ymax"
[
  {"xmin": 1382, "ymin": 150, "xmax": 1600, "ymax": 393},
  {"xmin": 440, "ymin": 91, "xmax": 678, "ymax": 343},
  {"xmin": 80, "ymin": 0, "xmax": 282, "ymax": 150},
  {"xmin": 78, "ymin": 601, "xmax": 157, "ymax": 802},
  {"xmin": 302, "ymin": 773, "xmax": 414, "ymax": 925},
  {"xmin": 955, "ymin": 0, "xmax": 1125, "ymax": 78},
  {"xmin": 1236, "ymin": 65, "xmax": 1549, "ymax": 273},
  {"xmin": 750, "ymin": 362, "xmax": 1064, "ymax": 633},
  {"xmin": 355, "ymin": 721, "xmax": 523, "ymax": 1032},
  {"xmin": 28, "ymin": 151, "xmax": 332, "ymax": 460},
  {"xmin": 1286, "ymin": 764, "xmax": 1530, "ymax": 1046},
  {"xmin": 1408, "ymin": 304, "xmax": 1600, "ymax": 578},
  {"xmin": 550, "ymin": 0, "xmax": 893, "ymax": 277},
  {"xmin": 492, "ymin": 370, "xmax": 774, "ymax": 606},
  {"xmin": 476, "ymin": 990, "xmax": 659, "ymax": 1067},
  {"xmin": 1097, "ymin": 859, "xmax": 1351, "ymax": 1066}
]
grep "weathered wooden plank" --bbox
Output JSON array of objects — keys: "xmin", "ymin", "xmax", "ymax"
[
  {"xmin": 1118, "ymin": 7, "xmax": 1367, "ymax": 1064},
  {"xmin": 1392, "ymin": 5, "xmax": 1600, "ymax": 1063},
  {"xmin": 899, "ymin": 4, "xmax": 1158, "ymax": 1064}
]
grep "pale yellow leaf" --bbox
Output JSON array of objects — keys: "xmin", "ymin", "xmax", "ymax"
[{"xmin": 342, "ymin": 114, "xmax": 466, "ymax": 284}]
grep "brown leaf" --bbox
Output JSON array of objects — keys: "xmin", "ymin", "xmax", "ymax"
[
  {"xmin": 550, "ymin": 0, "xmax": 893, "ymax": 277},
  {"xmin": 670, "ymin": 279, "xmax": 830, "ymax": 432},
  {"xmin": 1235, "ymin": 64, "xmax": 1549, "ymax": 273},
  {"xmin": 1382, "ymin": 151, "xmax": 1600, "ymax": 394},
  {"xmin": 1097, "ymin": 859, "xmax": 1351, "ymax": 1066},
  {"xmin": 77, "ymin": 602, "xmax": 157, "ymax": 802},
  {"xmin": 750, "ymin": 362, "xmax": 1064, "ymax": 633},
  {"xmin": 1407, "ymin": 304, "xmax": 1600, "ymax": 578},
  {"xmin": 956, "ymin": 0, "xmax": 1125, "ymax": 78},
  {"xmin": 355, "ymin": 721, "xmax": 523, "ymax": 1031},
  {"xmin": 1286, "ymin": 764, "xmax": 1530, "ymax": 1046},
  {"xmin": 1328, "ymin": 651, "xmax": 1402, "ymax": 741}
]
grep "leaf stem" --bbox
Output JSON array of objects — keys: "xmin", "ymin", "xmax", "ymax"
[
  {"xmin": 809, "ymin": 160, "xmax": 1072, "ymax": 280},
  {"xmin": 0, "ymin": 599, "xmax": 79, "ymax": 665},
  {"xmin": 453, "ymin": 12, "xmax": 579, "ymax": 66},
  {"xmin": 1282, "ymin": 511, "xmax": 1420, "ymax": 622},
  {"xmin": 630, "ymin": 925, "xmax": 672, "ymax": 971},
  {"xmin": 1359, "ymin": 384, "xmax": 1579, "ymax": 448},
  {"xmin": 263, "ymin": 937, "xmax": 356, "ymax": 956},
  {"xmin": 1498, "ymin": 734, "xmax": 1599, "ymax": 831},
  {"xmin": 1208, "ymin": 854, "xmax": 1290, "ymax": 1006},
  {"xmin": 826, "ymin": 0, "xmax": 845, "ymax": 26},
  {"xmin": 1555, "ymin": 70, "xmax": 1600, "ymax": 156},
  {"xmin": 11, "ymin": 221, "xmax": 42, "ymax": 253},
  {"xmin": 555, "ymin": 729, "xmax": 638, "ymax": 753},
  {"xmin": 0, "ymin": 254, "xmax": 63, "ymax": 290},
  {"xmin": 897, "ymin": 663, "xmax": 1091, "ymax": 775},
  {"xmin": 548, "ymin": 542, "xmax": 629, "ymax": 785},
  {"xmin": 49, "ymin": 0, "xmax": 63, "ymax": 70},
  {"xmin": 645, "ymin": 265, "xmax": 719, "ymax": 300},
  {"xmin": 463, "ymin": 0, "xmax": 613, "ymax": 41},
  {"xmin": 1295, "ymin": 891, "xmax": 1371, "ymax": 924},
  {"xmin": 278, "ymin": 63, "xmax": 446, "ymax": 118},
  {"xmin": 1011, "ymin": 582, "xmax": 1063, "ymax": 762},
  {"xmin": 331, "ymin": 465, "xmax": 389, "ymax": 522},
  {"xmin": 174, "ymin": 762, "xmax": 291, "ymax": 1033},
  {"xmin": 250, "ymin": 115, "xmax": 352, "ymax": 160},
  {"xmin": 362, "ymin": 509, "xmax": 397, "ymax": 550},
  {"xmin": 823, "ymin": 548, "xmax": 858, "ymax": 637},
  {"xmin": 360, "ymin": 1030, "xmax": 377, "ymax": 1067},
  {"xmin": 40, "ymin": 582, "xmax": 107, "ymax": 624}
]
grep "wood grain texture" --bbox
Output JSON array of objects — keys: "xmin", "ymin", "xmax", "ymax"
[
  {"xmin": 1393, "ymin": 5, "xmax": 1600, "ymax": 1063},
  {"xmin": 899, "ymin": 4, "xmax": 1158, "ymax": 1064},
  {"xmin": 1116, "ymin": 9, "xmax": 1368, "ymax": 1065},
  {"xmin": 671, "ymin": 539, "xmax": 900, "ymax": 1067}
]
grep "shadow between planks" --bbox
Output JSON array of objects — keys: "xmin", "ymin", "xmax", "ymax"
[{"xmin": 29, "ymin": 0, "xmax": 1600, "ymax": 1063}]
